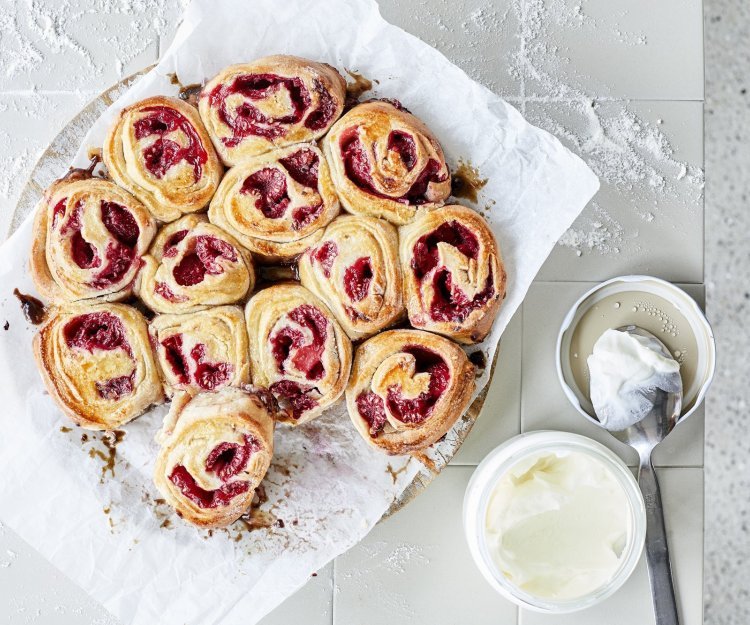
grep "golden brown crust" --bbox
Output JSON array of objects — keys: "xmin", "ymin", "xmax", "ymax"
[
  {"xmin": 208, "ymin": 143, "xmax": 339, "ymax": 263},
  {"xmin": 245, "ymin": 283, "xmax": 352, "ymax": 425},
  {"xmin": 135, "ymin": 214, "xmax": 255, "ymax": 314},
  {"xmin": 153, "ymin": 387, "xmax": 274, "ymax": 528},
  {"xmin": 33, "ymin": 303, "xmax": 163, "ymax": 430},
  {"xmin": 298, "ymin": 214, "xmax": 405, "ymax": 340},
  {"xmin": 103, "ymin": 96, "xmax": 223, "ymax": 222},
  {"xmin": 149, "ymin": 306, "xmax": 250, "ymax": 397},
  {"xmin": 199, "ymin": 55, "xmax": 346, "ymax": 166},
  {"xmin": 30, "ymin": 178, "xmax": 156, "ymax": 304},
  {"xmin": 345, "ymin": 329, "xmax": 475, "ymax": 455},
  {"xmin": 323, "ymin": 100, "xmax": 451, "ymax": 225},
  {"xmin": 399, "ymin": 205, "xmax": 506, "ymax": 344}
]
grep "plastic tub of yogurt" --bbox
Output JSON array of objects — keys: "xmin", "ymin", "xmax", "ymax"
[{"xmin": 463, "ymin": 431, "xmax": 646, "ymax": 613}]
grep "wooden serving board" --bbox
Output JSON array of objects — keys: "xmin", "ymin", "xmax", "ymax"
[{"xmin": 9, "ymin": 69, "xmax": 502, "ymax": 520}]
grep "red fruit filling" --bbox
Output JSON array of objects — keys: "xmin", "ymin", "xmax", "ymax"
[
  {"xmin": 168, "ymin": 465, "xmax": 250, "ymax": 509},
  {"xmin": 387, "ymin": 130, "xmax": 417, "ymax": 170},
  {"xmin": 205, "ymin": 434, "xmax": 260, "ymax": 481},
  {"xmin": 430, "ymin": 269, "xmax": 495, "ymax": 323},
  {"xmin": 269, "ymin": 305, "xmax": 328, "ymax": 381},
  {"xmin": 270, "ymin": 380, "xmax": 318, "ymax": 420},
  {"xmin": 411, "ymin": 221, "xmax": 480, "ymax": 279},
  {"xmin": 312, "ymin": 241, "xmax": 338, "ymax": 278},
  {"xmin": 208, "ymin": 73, "xmax": 311, "ymax": 147},
  {"xmin": 241, "ymin": 168, "xmax": 290, "ymax": 218},
  {"xmin": 154, "ymin": 281, "xmax": 188, "ymax": 303},
  {"xmin": 356, "ymin": 391, "xmax": 387, "ymax": 437},
  {"xmin": 279, "ymin": 147, "xmax": 320, "ymax": 189},
  {"xmin": 305, "ymin": 79, "xmax": 337, "ymax": 131},
  {"xmin": 343, "ymin": 257, "xmax": 373, "ymax": 302},
  {"xmin": 51, "ymin": 198, "xmax": 67, "ymax": 228},
  {"xmin": 385, "ymin": 345, "xmax": 449, "ymax": 424},
  {"xmin": 70, "ymin": 231, "xmax": 100, "ymax": 269},
  {"xmin": 172, "ymin": 235, "xmax": 238, "ymax": 287},
  {"xmin": 339, "ymin": 128, "xmax": 447, "ymax": 204},
  {"xmin": 161, "ymin": 334, "xmax": 189, "ymax": 384},
  {"xmin": 161, "ymin": 335, "xmax": 234, "ymax": 390},
  {"xmin": 96, "ymin": 372, "xmax": 135, "ymax": 401},
  {"xmin": 101, "ymin": 201, "xmax": 140, "ymax": 246},
  {"xmin": 163, "ymin": 229, "xmax": 188, "ymax": 258},
  {"xmin": 63, "ymin": 311, "xmax": 132, "ymax": 356},
  {"xmin": 90, "ymin": 242, "xmax": 135, "ymax": 289},
  {"xmin": 133, "ymin": 106, "xmax": 207, "ymax": 181},
  {"xmin": 291, "ymin": 202, "xmax": 323, "ymax": 231}
]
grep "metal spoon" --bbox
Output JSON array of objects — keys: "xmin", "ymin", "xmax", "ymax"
[{"xmin": 592, "ymin": 325, "xmax": 683, "ymax": 625}]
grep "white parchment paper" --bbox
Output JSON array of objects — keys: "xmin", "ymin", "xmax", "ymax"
[{"xmin": 0, "ymin": 1, "xmax": 599, "ymax": 623}]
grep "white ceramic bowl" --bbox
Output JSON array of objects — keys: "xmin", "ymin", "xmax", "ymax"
[
  {"xmin": 555, "ymin": 275, "xmax": 716, "ymax": 426},
  {"xmin": 463, "ymin": 431, "xmax": 646, "ymax": 613}
]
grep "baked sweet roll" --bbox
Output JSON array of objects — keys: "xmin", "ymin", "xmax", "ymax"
[
  {"xmin": 153, "ymin": 387, "xmax": 275, "ymax": 528},
  {"xmin": 208, "ymin": 143, "xmax": 339, "ymax": 262},
  {"xmin": 298, "ymin": 215, "xmax": 404, "ymax": 340},
  {"xmin": 199, "ymin": 55, "xmax": 346, "ymax": 166},
  {"xmin": 400, "ymin": 205, "xmax": 506, "ymax": 344},
  {"xmin": 33, "ymin": 303, "xmax": 162, "ymax": 430},
  {"xmin": 149, "ymin": 306, "xmax": 249, "ymax": 397},
  {"xmin": 104, "ymin": 96, "xmax": 223, "ymax": 222},
  {"xmin": 346, "ymin": 329, "xmax": 475, "ymax": 454},
  {"xmin": 323, "ymin": 100, "xmax": 451, "ymax": 225},
  {"xmin": 136, "ymin": 214, "xmax": 255, "ymax": 314},
  {"xmin": 245, "ymin": 284, "xmax": 352, "ymax": 425},
  {"xmin": 30, "ymin": 178, "xmax": 156, "ymax": 303}
]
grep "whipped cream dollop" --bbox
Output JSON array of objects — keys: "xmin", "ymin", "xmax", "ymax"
[
  {"xmin": 587, "ymin": 328, "xmax": 682, "ymax": 431},
  {"xmin": 484, "ymin": 450, "xmax": 632, "ymax": 601}
]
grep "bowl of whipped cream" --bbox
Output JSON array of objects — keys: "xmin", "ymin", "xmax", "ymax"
[{"xmin": 463, "ymin": 431, "xmax": 646, "ymax": 612}]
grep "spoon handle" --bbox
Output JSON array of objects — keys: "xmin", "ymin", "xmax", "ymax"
[{"xmin": 639, "ymin": 457, "xmax": 680, "ymax": 625}]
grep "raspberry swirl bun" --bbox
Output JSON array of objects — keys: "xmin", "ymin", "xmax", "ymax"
[
  {"xmin": 346, "ymin": 329, "xmax": 475, "ymax": 455},
  {"xmin": 136, "ymin": 214, "xmax": 255, "ymax": 314},
  {"xmin": 149, "ymin": 306, "xmax": 250, "ymax": 397},
  {"xmin": 245, "ymin": 283, "xmax": 352, "ymax": 425},
  {"xmin": 298, "ymin": 215, "xmax": 405, "ymax": 340},
  {"xmin": 33, "ymin": 303, "xmax": 163, "ymax": 430},
  {"xmin": 400, "ymin": 205, "xmax": 506, "ymax": 344},
  {"xmin": 199, "ymin": 55, "xmax": 346, "ymax": 166},
  {"xmin": 104, "ymin": 96, "xmax": 223, "ymax": 223},
  {"xmin": 323, "ymin": 100, "xmax": 451, "ymax": 225},
  {"xmin": 208, "ymin": 144, "xmax": 339, "ymax": 262},
  {"xmin": 153, "ymin": 387, "xmax": 275, "ymax": 528},
  {"xmin": 30, "ymin": 178, "xmax": 156, "ymax": 303}
]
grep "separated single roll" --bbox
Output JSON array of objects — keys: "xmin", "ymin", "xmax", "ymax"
[
  {"xmin": 33, "ymin": 303, "xmax": 163, "ymax": 430},
  {"xmin": 245, "ymin": 283, "xmax": 352, "ymax": 425},
  {"xmin": 30, "ymin": 178, "xmax": 156, "ymax": 303},
  {"xmin": 199, "ymin": 55, "xmax": 346, "ymax": 166},
  {"xmin": 346, "ymin": 329, "xmax": 475, "ymax": 454},
  {"xmin": 208, "ymin": 143, "xmax": 339, "ymax": 262},
  {"xmin": 149, "ymin": 306, "xmax": 250, "ymax": 397},
  {"xmin": 323, "ymin": 100, "xmax": 450, "ymax": 225},
  {"xmin": 136, "ymin": 214, "xmax": 255, "ymax": 314},
  {"xmin": 298, "ymin": 214, "xmax": 404, "ymax": 340},
  {"xmin": 153, "ymin": 387, "xmax": 275, "ymax": 528},
  {"xmin": 400, "ymin": 205, "xmax": 506, "ymax": 344},
  {"xmin": 104, "ymin": 96, "xmax": 223, "ymax": 222}
]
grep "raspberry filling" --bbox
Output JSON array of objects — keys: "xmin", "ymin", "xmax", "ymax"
[
  {"xmin": 270, "ymin": 305, "xmax": 328, "ymax": 381},
  {"xmin": 343, "ymin": 257, "xmax": 373, "ymax": 302},
  {"xmin": 160, "ymin": 335, "xmax": 234, "ymax": 390},
  {"xmin": 208, "ymin": 73, "xmax": 311, "ymax": 147},
  {"xmin": 356, "ymin": 391, "xmax": 387, "ymax": 437},
  {"xmin": 133, "ymin": 106, "xmax": 208, "ymax": 180},
  {"xmin": 155, "ymin": 282, "xmax": 188, "ymax": 303},
  {"xmin": 172, "ymin": 235, "xmax": 238, "ymax": 287},
  {"xmin": 90, "ymin": 243, "xmax": 135, "ymax": 289},
  {"xmin": 96, "ymin": 372, "xmax": 135, "ymax": 401},
  {"xmin": 62, "ymin": 202, "xmax": 100, "ymax": 270},
  {"xmin": 305, "ymin": 79, "xmax": 338, "ymax": 131},
  {"xmin": 161, "ymin": 334, "xmax": 189, "ymax": 384},
  {"xmin": 339, "ymin": 125, "xmax": 447, "ymax": 205},
  {"xmin": 205, "ymin": 434, "xmax": 260, "ymax": 481},
  {"xmin": 430, "ymin": 269, "xmax": 495, "ymax": 323},
  {"xmin": 312, "ymin": 241, "xmax": 338, "ymax": 278},
  {"xmin": 241, "ymin": 168, "xmax": 290, "ymax": 219},
  {"xmin": 101, "ymin": 201, "xmax": 140, "ymax": 246},
  {"xmin": 270, "ymin": 380, "xmax": 318, "ymax": 420},
  {"xmin": 163, "ymin": 229, "xmax": 188, "ymax": 258},
  {"xmin": 279, "ymin": 147, "xmax": 320, "ymax": 189},
  {"xmin": 291, "ymin": 203, "xmax": 323, "ymax": 231},
  {"xmin": 51, "ymin": 198, "xmax": 67, "ymax": 228},
  {"xmin": 412, "ymin": 221, "xmax": 479, "ymax": 279},
  {"xmin": 64, "ymin": 311, "xmax": 132, "ymax": 355},
  {"xmin": 387, "ymin": 130, "xmax": 417, "ymax": 170},
  {"xmin": 386, "ymin": 345, "xmax": 449, "ymax": 424}
]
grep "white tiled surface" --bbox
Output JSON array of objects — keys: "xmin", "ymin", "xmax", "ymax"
[{"xmin": 0, "ymin": 1, "xmax": 706, "ymax": 624}]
